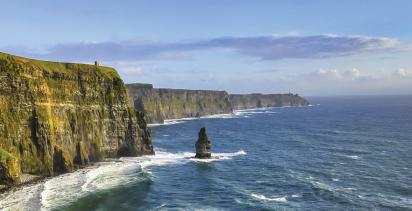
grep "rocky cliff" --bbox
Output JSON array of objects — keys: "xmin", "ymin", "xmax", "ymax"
[
  {"xmin": 229, "ymin": 93, "xmax": 309, "ymax": 110},
  {"xmin": 127, "ymin": 84, "xmax": 233, "ymax": 124},
  {"xmin": 0, "ymin": 52, "xmax": 154, "ymax": 186},
  {"xmin": 127, "ymin": 84, "xmax": 309, "ymax": 124}
]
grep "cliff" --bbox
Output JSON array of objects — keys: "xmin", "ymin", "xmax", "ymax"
[
  {"xmin": 127, "ymin": 84, "xmax": 309, "ymax": 124},
  {"xmin": 229, "ymin": 93, "xmax": 309, "ymax": 110},
  {"xmin": 0, "ymin": 52, "xmax": 154, "ymax": 186},
  {"xmin": 127, "ymin": 84, "xmax": 233, "ymax": 124}
]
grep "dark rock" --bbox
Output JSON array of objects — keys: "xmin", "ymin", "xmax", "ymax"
[{"xmin": 195, "ymin": 127, "xmax": 212, "ymax": 159}]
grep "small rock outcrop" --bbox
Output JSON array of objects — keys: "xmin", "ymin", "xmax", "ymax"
[{"xmin": 195, "ymin": 128, "xmax": 212, "ymax": 159}]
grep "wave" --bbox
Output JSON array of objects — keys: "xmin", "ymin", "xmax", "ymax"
[
  {"xmin": 148, "ymin": 114, "xmax": 237, "ymax": 127},
  {"xmin": 0, "ymin": 150, "xmax": 246, "ymax": 210},
  {"xmin": 149, "ymin": 105, "xmax": 308, "ymax": 127},
  {"xmin": 190, "ymin": 150, "xmax": 247, "ymax": 163},
  {"xmin": 149, "ymin": 106, "xmax": 300, "ymax": 127},
  {"xmin": 251, "ymin": 193, "xmax": 287, "ymax": 202},
  {"xmin": 345, "ymin": 155, "xmax": 360, "ymax": 160}
]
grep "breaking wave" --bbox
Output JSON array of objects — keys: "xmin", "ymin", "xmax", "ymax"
[
  {"xmin": 0, "ymin": 149, "xmax": 246, "ymax": 210},
  {"xmin": 251, "ymin": 193, "xmax": 288, "ymax": 202},
  {"xmin": 148, "ymin": 106, "xmax": 304, "ymax": 127}
]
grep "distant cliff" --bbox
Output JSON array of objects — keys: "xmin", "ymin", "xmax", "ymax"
[
  {"xmin": 127, "ymin": 84, "xmax": 309, "ymax": 124},
  {"xmin": 229, "ymin": 93, "xmax": 309, "ymax": 110},
  {"xmin": 0, "ymin": 53, "xmax": 154, "ymax": 186},
  {"xmin": 127, "ymin": 84, "xmax": 233, "ymax": 123}
]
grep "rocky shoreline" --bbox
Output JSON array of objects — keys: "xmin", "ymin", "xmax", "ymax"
[{"xmin": 0, "ymin": 51, "xmax": 309, "ymax": 190}]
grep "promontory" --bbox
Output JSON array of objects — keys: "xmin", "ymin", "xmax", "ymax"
[{"xmin": 0, "ymin": 52, "xmax": 154, "ymax": 188}]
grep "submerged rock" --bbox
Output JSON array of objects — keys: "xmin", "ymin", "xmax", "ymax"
[{"xmin": 195, "ymin": 127, "xmax": 212, "ymax": 158}]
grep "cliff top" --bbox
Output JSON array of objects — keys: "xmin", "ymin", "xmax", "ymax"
[
  {"xmin": 127, "ymin": 83, "xmax": 154, "ymax": 89},
  {"xmin": 0, "ymin": 52, "xmax": 120, "ymax": 80},
  {"xmin": 230, "ymin": 93, "xmax": 300, "ymax": 97},
  {"xmin": 126, "ymin": 83, "xmax": 226, "ymax": 93}
]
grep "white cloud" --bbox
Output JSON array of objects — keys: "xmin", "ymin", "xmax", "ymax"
[
  {"xmin": 9, "ymin": 34, "xmax": 400, "ymax": 62},
  {"xmin": 394, "ymin": 68, "xmax": 412, "ymax": 77},
  {"xmin": 342, "ymin": 68, "xmax": 361, "ymax": 79},
  {"xmin": 315, "ymin": 69, "xmax": 340, "ymax": 78},
  {"xmin": 114, "ymin": 62, "xmax": 144, "ymax": 76},
  {"xmin": 311, "ymin": 68, "xmax": 362, "ymax": 80}
]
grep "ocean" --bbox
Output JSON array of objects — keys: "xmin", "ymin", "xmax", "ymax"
[{"xmin": 1, "ymin": 96, "xmax": 412, "ymax": 210}]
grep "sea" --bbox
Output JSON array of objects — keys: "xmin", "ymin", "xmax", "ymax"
[{"xmin": 1, "ymin": 95, "xmax": 411, "ymax": 210}]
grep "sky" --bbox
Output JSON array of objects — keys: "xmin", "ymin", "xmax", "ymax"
[{"xmin": 1, "ymin": 0, "xmax": 412, "ymax": 96}]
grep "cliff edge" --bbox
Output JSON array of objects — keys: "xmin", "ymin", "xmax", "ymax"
[
  {"xmin": 0, "ymin": 52, "xmax": 154, "ymax": 186},
  {"xmin": 127, "ymin": 84, "xmax": 233, "ymax": 123},
  {"xmin": 127, "ymin": 84, "xmax": 309, "ymax": 124},
  {"xmin": 229, "ymin": 93, "xmax": 309, "ymax": 110}
]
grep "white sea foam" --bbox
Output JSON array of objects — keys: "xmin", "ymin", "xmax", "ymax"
[
  {"xmin": 148, "ymin": 113, "xmax": 237, "ymax": 127},
  {"xmin": 200, "ymin": 113, "xmax": 236, "ymax": 119},
  {"xmin": 190, "ymin": 150, "xmax": 247, "ymax": 163},
  {"xmin": 0, "ymin": 149, "xmax": 246, "ymax": 210},
  {"xmin": 148, "ymin": 105, "xmax": 305, "ymax": 127},
  {"xmin": 0, "ymin": 182, "xmax": 43, "ymax": 210},
  {"xmin": 251, "ymin": 193, "xmax": 287, "ymax": 202},
  {"xmin": 346, "ymin": 155, "xmax": 360, "ymax": 160},
  {"xmin": 310, "ymin": 180, "xmax": 335, "ymax": 192}
]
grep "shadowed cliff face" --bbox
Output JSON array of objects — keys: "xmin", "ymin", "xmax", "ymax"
[
  {"xmin": 229, "ymin": 93, "xmax": 310, "ymax": 110},
  {"xmin": 127, "ymin": 84, "xmax": 310, "ymax": 124},
  {"xmin": 0, "ymin": 52, "xmax": 154, "ymax": 186},
  {"xmin": 127, "ymin": 84, "xmax": 233, "ymax": 124}
]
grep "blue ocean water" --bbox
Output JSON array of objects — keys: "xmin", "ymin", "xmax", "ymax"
[{"xmin": 1, "ymin": 96, "xmax": 412, "ymax": 210}]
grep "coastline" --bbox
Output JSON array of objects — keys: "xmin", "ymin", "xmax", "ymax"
[
  {"xmin": 148, "ymin": 105, "xmax": 310, "ymax": 127},
  {"xmin": 1, "ymin": 105, "xmax": 308, "ymax": 192}
]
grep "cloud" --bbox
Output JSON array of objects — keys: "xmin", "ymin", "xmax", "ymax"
[
  {"xmin": 257, "ymin": 68, "xmax": 412, "ymax": 96},
  {"xmin": 307, "ymin": 68, "xmax": 372, "ymax": 81},
  {"xmin": 19, "ymin": 35, "xmax": 399, "ymax": 62},
  {"xmin": 394, "ymin": 68, "xmax": 412, "ymax": 78},
  {"xmin": 314, "ymin": 69, "xmax": 341, "ymax": 78},
  {"xmin": 114, "ymin": 62, "xmax": 144, "ymax": 76}
]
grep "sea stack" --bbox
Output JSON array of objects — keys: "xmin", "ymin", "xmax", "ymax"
[{"xmin": 195, "ymin": 127, "xmax": 212, "ymax": 158}]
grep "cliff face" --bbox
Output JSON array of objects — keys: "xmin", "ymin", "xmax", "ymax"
[
  {"xmin": 0, "ymin": 53, "xmax": 154, "ymax": 186},
  {"xmin": 229, "ymin": 93, "xmax": 309, "ymax": 110},
  {"xmin": 127, "ymin": 84, "xmax": 310, "ymax": 124},
  {"xmin": 127, "ymin": 84, "xmax": 233, "ymax": 123},
  {"xmin": 127, "ymin": 83, "xmax": 165, "ymax": 124}
]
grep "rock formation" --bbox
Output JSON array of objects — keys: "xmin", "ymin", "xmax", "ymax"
[
  {"xmin": 229, "ymin": 93, "xmax": 309, "ymax": 110},
  {"xmin": 195, "ymin": 128, "xmax": 211, "ymax": 159},
  {"xmin": 0, "ymin": 52, "xmax": 154, "ymax": 186},
  {"xmin": 127, "ymin": 83, "xmax": 310, "ymax": 124},
  {"xmin": 127, "ymin": 84, "xmax": 233, "ymax": 124}
]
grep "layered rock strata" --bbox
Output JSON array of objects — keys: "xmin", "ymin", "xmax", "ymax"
[
  {"xmin": 229, "ymin": 93, "xmax": 309, "ymax": 110},
  {"xmin": 127, "ymin": 84, "xmax": 233, "ymax": 124},
  {"xmin": 127, "ymin": 84, "xmax": 310, "ymax": 124},
  {"xmin": 0, "ymin": 52, "xmax": 154, "ymax": 186}
]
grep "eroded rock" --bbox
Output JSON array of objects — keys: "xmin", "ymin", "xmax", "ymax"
[{"xmin": 195, "ymin": 127, "xmax": 212, "ymax": 159}]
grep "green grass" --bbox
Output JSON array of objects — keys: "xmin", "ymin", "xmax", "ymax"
[
  {"xmin": 0, "ymin": 52, "xmax": 120, "ymax": 79},
  {"xmin": 0, "ymin": 148, "xmax": 15, "ymax": 163}
]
